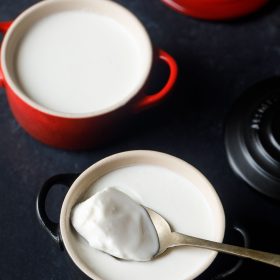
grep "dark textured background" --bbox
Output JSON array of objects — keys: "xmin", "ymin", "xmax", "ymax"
[{"xmin": 1, "ymin": 0, "xmax": 280, "ymax": 279}]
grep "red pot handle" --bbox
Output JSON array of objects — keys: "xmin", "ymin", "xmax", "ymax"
[
  {"xmin": 0, "ymin": 21, "xmax": 12, "ymax": 33},
  {"xmin": 0, "ymin": 21, "xmax": 13, "ymax": 87},
  {"xmin": 134, "ymin": 49, "xmax": 178, "ymax": 112}
]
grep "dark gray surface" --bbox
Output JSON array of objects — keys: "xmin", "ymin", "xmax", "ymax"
[{"xmin": 0, "ymin": 0, "xmax": 280, "ymax": 279}]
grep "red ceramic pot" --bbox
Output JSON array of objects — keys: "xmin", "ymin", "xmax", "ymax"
[
  {"xmin": 161, "ymin": 0, "xmax": 269, "ymax": 20},
  {"xmin": 0, "ymin": 0, "xmax": 178, "ymax": 150}
]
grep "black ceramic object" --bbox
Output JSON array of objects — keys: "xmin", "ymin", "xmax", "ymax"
[
  {"xmin": 225, "ymin": 77, "xmax": 280, "ymax": 199},
  {"xmin": 36, "ymin": 173, "xmax": 79, "ymax": 249},
  {"xmin": 37, "ymin": 173, "xmax": 249, "ymax": 280}
]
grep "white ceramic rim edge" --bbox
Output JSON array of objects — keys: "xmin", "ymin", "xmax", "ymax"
[
  {"xmin": 1, "ymin": 0, "xmax": 153, "ymax": 119},
  {"xmin": 60, "ymin": 150, "xmax": 226, "ymax": 280}
]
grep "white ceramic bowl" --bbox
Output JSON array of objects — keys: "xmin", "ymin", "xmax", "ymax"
[{"xmin": 37, "ymin": 150, "xmax": 225, "ymax": 280}]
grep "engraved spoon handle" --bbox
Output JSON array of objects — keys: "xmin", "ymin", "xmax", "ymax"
[{"xmin": 170, "ymin": 232, "xmax": 280, "ymax": 268}]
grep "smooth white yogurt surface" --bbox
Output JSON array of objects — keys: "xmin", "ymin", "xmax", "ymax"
[
  {"xmin": 69, "ymin": 164, "xmax": 218, "ymax": 280},
  {"xmin": 71, "ymin": 188, "xmax": 159, "ymax": 261},
  {"xmin": 15, "ymin": 11, "xmax": 142, "ymax": 114}
]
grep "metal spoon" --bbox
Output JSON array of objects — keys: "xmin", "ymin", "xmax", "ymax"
[{"xmin": 146, "ymin": 208, "xmax": 280, "ymax": 267}]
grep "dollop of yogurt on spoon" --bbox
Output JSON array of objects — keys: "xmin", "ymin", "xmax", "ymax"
[{"xmin": 71, "ymin": 188, "xmax": 159, "ymax": 261}]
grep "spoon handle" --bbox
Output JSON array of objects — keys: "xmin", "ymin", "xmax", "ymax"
[{"xmin": 170, "ymin": 232, "xmax": 280, "ymax": 268}]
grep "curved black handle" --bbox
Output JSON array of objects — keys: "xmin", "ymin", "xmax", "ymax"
[
  {"xmin": 36, "ymin": 173, "xmax": 79, "ymax": 250},
  {"xmin": 212, "ymin": 225, "xmax": 250, "ymax": 279}
]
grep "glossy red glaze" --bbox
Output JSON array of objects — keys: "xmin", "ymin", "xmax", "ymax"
[
  {"xmin": 161, "ymin": 0, "xmax": 269, "ymax": 20},
  {"xmin": 135, "ymin": 49, "xmax": 178, "ymax": 111},
  {"xmin": 0, "ymin": 21, "xmax": 12, "ymax": 33},
  {"xmin": 0, "ymin": 22, "xmax": 178, "ymax": 149},
  {"xmin": 4, "ymin": 81, "xmax": 127, "ymax": 149},
  {"xmin": 0, "ymin": 22, "xmax": 12, "ymax": 87}
]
